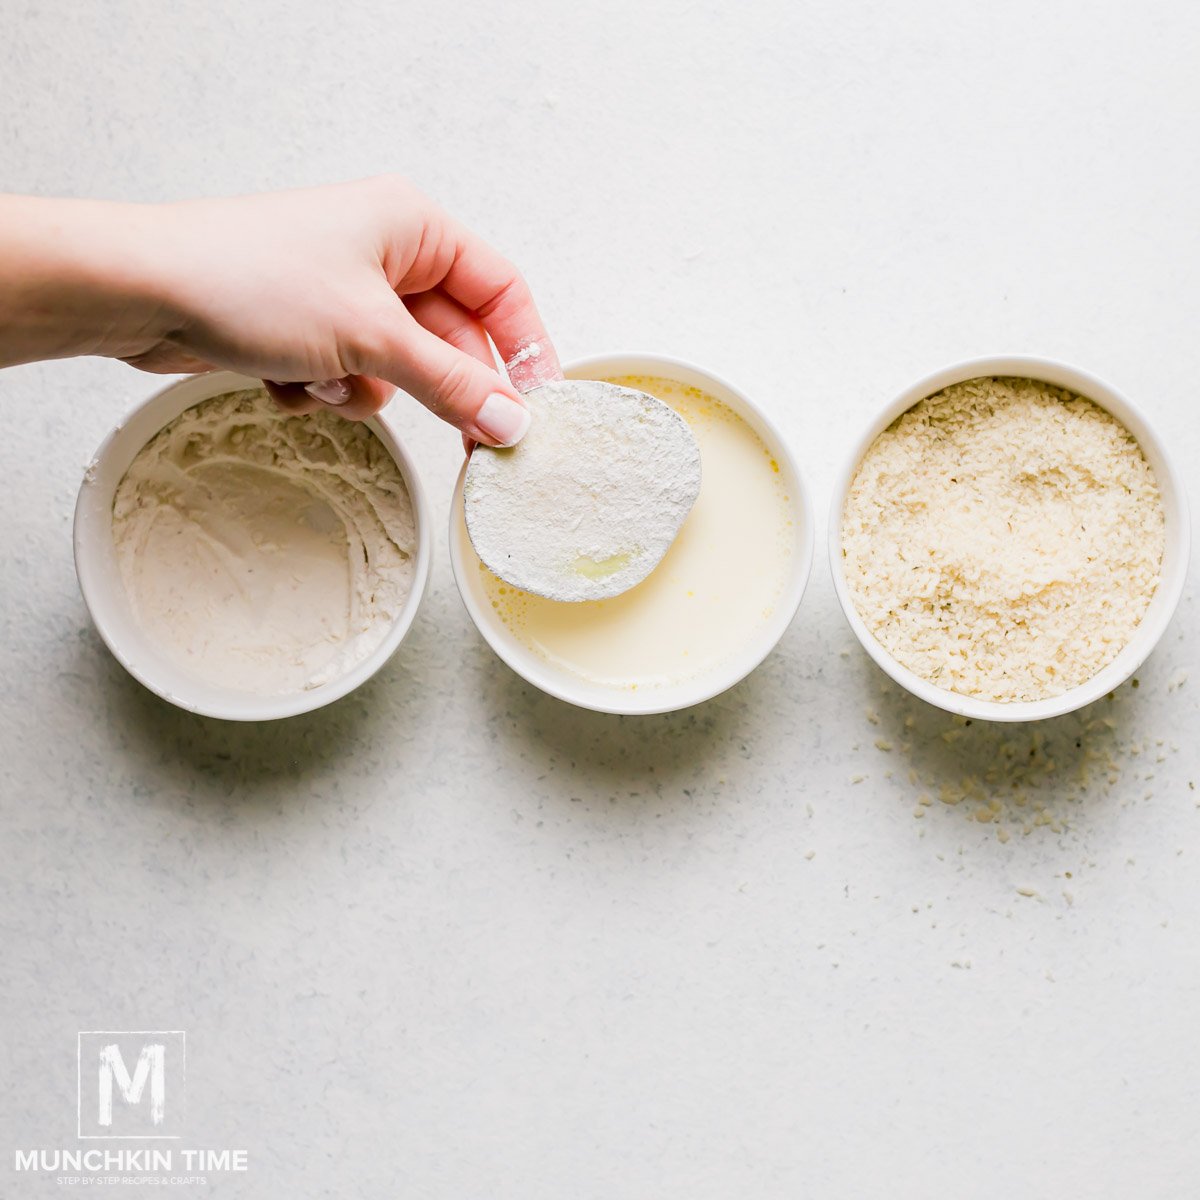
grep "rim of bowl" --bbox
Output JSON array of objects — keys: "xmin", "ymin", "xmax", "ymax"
[
  {"xmin": 827, "ymin": 355, "xmax": 1191, "ymax": 722},
  {"xmin": 449, "ymin": 352, "xmax": 815, "ymax": 715},
  {"xmin": 73, "ymin": 370, "xmax": 433, "ymax": 722}
]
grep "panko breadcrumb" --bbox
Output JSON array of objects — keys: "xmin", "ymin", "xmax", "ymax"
[{"xmin": 842, "ymin": 376, "xmax": 1164, "ymax": 702}]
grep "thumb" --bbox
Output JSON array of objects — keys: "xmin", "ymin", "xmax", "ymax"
[{"xmin": 347, "ymin": 290, "xmax": 531, "ymax": 447}]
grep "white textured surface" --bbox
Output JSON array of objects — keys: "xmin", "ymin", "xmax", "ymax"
[
  {"xmin": 2, "ymin": 2, "xmax": 1199, "ymax": 1196},
  {"xmin": 464, "ymin": 379, "xmax": 702, "ymax": 601}
]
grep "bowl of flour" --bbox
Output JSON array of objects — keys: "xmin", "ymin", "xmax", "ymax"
[
  {"xmin": 829, "ymin": 356, "xmax": 1190, "ymax": 722},
  {"xmin": 74, "ymin": 371, "xmax": 432, "ymax": 720}
]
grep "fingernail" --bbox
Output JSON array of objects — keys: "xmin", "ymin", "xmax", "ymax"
[
  {"xmin": 304, "ymin": 378, "xmax": 352, "ymax": 406},
  {"xmin": 475, "ymin": 393, "xmax": 531, "ymax": 446}
]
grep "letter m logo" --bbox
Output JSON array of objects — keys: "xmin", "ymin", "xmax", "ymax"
[{"xmin": 77, "ymin": 1031, "xmax": 185, "ymax": 1139}]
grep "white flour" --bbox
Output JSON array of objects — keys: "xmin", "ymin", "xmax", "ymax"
[
  {"xmin": 112, "ymin": 388, "xmax": 415, "ymax": 695},
  {"xmin": 504, "ymin": 341, "xmax": 542, "ymax": 371},
  {"xmin": 463, "ymin": 379, "xmax": 702, "ymax": 602}
]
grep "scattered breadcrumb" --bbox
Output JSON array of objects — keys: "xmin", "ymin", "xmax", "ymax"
[{"xmin": 854, "ymin": 675, "xmax": 1189, "ymax": 842}]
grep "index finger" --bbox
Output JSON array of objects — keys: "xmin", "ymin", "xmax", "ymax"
[{"xmin": 440, "ymin": 224, "xmax": 562, "ymax": 392}]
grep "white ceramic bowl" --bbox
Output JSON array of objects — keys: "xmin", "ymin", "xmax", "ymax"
[
  {"xmin": 829, "ymin": 355, "xmax": 1191, "ymax": 722},
  {"xmin": 74, "ymin": 370, "xmax": 433, "ymax": 721},
  {"xmin": 450, "ymin": 353, "xmax": 814, "ymax": 715}
]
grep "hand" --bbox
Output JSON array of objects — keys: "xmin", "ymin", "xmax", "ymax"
[{"xmin": 0, "ymin": 178, "xmax": 561, "ymax": 445}]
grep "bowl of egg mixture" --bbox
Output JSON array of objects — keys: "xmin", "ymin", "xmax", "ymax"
[
  {"xmin": 74, "ymin": 371, "xmax": 432, "ymax": 721},
  {"xmin": 829, "ymin": 356, "xmax": 1190, "ymax": 721},
  {"xmin": 450, "ymin": 353, "xmax": 814, "ymax": 714}
]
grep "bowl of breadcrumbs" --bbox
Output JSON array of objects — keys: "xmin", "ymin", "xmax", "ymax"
[{"xmin": 830, "ymin": 356, "xmax": 1190, "ymax": 721}]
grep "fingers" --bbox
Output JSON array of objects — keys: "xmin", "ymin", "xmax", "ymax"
[
  {"xmin": 437, "ymin": 224, "xmax": 562, "ymax": 393},
  {"xmin": 403, "ymin": 289, "xmax": 493, "ymax": 368},
  {"xmin": 377, "ymin": 186, "xmax": 560, "ymax": 392},
  {"xmin": 266, "ymin": 290, "xmax": 497, "ymax": 429},
  {"xmin": 404, "ymin": 289, "xmax": 495, "ymax": 455},
  {"xmin": 344, "ymin": 288, "xmax": 530, "ymax": 446},
  {"xmin": 120, "ymin": 347, "xmax": 218, "ymax": 374},
  {"xmin": 265, "ymin": 375, "xmax": 395, "ymax": 421}
]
